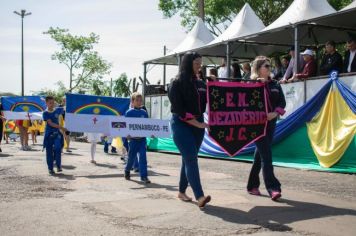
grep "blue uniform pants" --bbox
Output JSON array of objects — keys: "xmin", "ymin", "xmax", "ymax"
[
  {"xmin": 45, "ymin": 132, "xmax": 62, "ymax": 171},
  {"xmin": 125, "ymin": 138, "xmax": 147, "ymax": 178},
  {"xmin": 247, "ymin": 119, "xmax": 281, "ymax": 194},
  {"xmin": 171, "ymin": 114, "xmax": 205, "ymax": 200}
]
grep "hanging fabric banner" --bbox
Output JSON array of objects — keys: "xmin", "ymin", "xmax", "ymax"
[
  {"xmin": 65, "ymin": 94, "xmax": 130, "ymax": 133},
  {"xmin": 1, "ymin": 96, "xmax": 46, "ymax": 120},
  {"xmin": 207, "ymin": 81, "xmax": 268, "ymax": 156}
]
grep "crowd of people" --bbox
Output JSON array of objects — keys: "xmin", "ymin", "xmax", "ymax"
[
  {"xmin": 0, "ymin": 38, "xmax": 355, "ymax": 209},
  {"xmin": 206, "ymin": 38, "xmax": 356, "ymax": 83}
]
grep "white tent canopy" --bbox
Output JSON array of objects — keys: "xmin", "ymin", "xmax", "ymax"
[
  {"xmin": 263, "ymin": 0, "xmax": 336, "ymax": 31},
  {"xmin": 168, "ymin": 18, "xmax": 214, "ymax": 55},
  {"xmin": 340, "ymin": 0, "xmax": 356, "ymax": 11},
  {"xmin": 209, "ymin": 3, "xmax": 265, "ymax": 44}
]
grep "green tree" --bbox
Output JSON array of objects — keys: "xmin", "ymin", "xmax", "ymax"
[
  {"xmin": 159, "ymin": 0, "xmax": 353, "ymax": 36},
  {"xmin": 33, "ymin": 81, "xmax": 67, "ymax": 104},
  {"xmin": 44, "ymin": 27, "xmax": 111, "ymax": 92},
  {"xmin": 112, "ymin": 73, "xmax": 131, "ymax": 97},
  {"xmin": 89, "ymin": 78, "xmax": 111, "ymax": 96}
]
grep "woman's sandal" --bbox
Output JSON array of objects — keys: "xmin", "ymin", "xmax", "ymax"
[
  {"xmin": 178, "ymin": 193, "xmax": 192, "ymax": 202},
  {"xmin": 198, "ymin": 195, "xmax": 211, "ymax": 208}
]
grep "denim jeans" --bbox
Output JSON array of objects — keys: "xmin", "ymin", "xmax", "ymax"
[
  {"xmin": 45, "ymin": 132, "xmax": 62, "ymax": 171},
  {"xmin": 247, "ymin": 119, "xmax": 281, "ymax": 194},
  {"xmin": 171, "ymin": 114, "xmax": 205, "ymax": 200},
  {"xmin": 125, "ymin": 138, "xmax": 147, "ymax": 178}
]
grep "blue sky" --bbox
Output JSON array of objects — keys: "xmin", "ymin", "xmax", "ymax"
[{"xmin": 0, "ymin": 0, "xmax": 186, "ymax": 94}]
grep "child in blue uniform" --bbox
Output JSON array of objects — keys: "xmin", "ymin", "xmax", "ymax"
[
  {"xmin": 124, "ymin": 92, "xmax": 150, "ymax": 184},
  {"xmin": 43, "ymin": 96, "xmax": 67, "ymax": 175}
]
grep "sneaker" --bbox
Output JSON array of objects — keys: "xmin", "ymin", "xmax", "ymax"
[
  {"xmin": 49, "ymin": 170, "xmax": 55, "ymax": 175},
  {"xmin": 90, "ymin": 160, "xmax": 97, "ymax": 164},
  {"xmin": 66, "ymin": 149, "xmax": 72, "ymax": 153},
  {"xmin": 124, "ymin": 171, "xmax": 130, "ymax": 180},
  {"xmin": 57, "ymin": 168, "xmax": 63, "ymax": 172},
  {"xmin": 271, "ymin": 191, "xmax": 282, "ymax": 201},
  {"xmin": 134, "ymin": 168, "xmax": 139, "ymax": 173},
  {"xmin": 111, "ymin": 149, "xmax": 117, "ymax": 154},
  {"xmin": 248, "ymin": 188, "xmax": 261, "ymax": 196},
  {"xmin": 141, "ymin": 177, "xmax": 151, "ymax": 184}
]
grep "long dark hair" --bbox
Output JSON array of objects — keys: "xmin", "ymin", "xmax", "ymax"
[
  {"xmin": 177, "ymin": 51, "xmax": 202, "ymax": 83},
  {"xmin": 232, "ymin": 62, "xmax": 242, "ymax": 79}
]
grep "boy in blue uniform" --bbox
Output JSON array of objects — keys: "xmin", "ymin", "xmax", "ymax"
[
  {"xmin": 43, "ymin": 96, "xmax": 67, "ymax": 175},
  {"xmin": 124, "ymin": 92, "xmax": 150, "ymax": 184}
]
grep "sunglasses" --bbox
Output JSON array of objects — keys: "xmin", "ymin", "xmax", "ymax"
[{"xmin": 261, "ymin": 64, "xmax": 271, "ymax": 69}]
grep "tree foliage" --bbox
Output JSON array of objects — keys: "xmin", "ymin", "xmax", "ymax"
[
  {"xmin": 159, "ymin": 0, "xmax": 353, "ymax": 36},
  {"xmin": 44, "ymin": 27, "xmax": 111, "ymax": 92},
  {"xmin": 112, "ymin": 73, "xmax": 131, "ymax": 98},
  {"xmin": 32, "ymin": 81, "xmax": 67, "ymax": 104}
]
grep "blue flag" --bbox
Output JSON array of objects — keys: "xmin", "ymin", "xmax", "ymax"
[
  {"xmin": 65, "ymin": 93, "xmax": 130, "ymax": 133},
  {"xmin": 1, "ymin": 96, "xmax": 46, "ymax": 120}
]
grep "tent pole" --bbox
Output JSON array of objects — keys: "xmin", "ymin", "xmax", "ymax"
[
  {"xmin": 143, "ymin": 63, "xmax": 147, "ymax": 103},
  {"xmin": 226, "ymin": 42, "xmax": 231, "ymax": 78},
  {"xmin": 163, "ymin": 45, "xmax": 167, "ymax": 88},
  {"xmin": 294, "ymin": 25, "xmax": 300, "ymax": 74}
]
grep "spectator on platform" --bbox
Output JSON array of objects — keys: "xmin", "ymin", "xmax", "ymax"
[
  {"xmin": 242, "ymin": 63, "xmax": 251, "ymax": 80},
  {"xmin": 271, "ymin": 56, "xmax": 283, "ymax": 81},
  {"xmin": 280, "ymin": 56, "xmax": 289, "ymax": 77},
  {"xmin": 288, "ymin": 49, "xmax": 317, "ymax": 82},
  {"xmin": 208, "ymin": 68, "xmax": 218, "ymax": 81},
  {"xmin": 232, "ymin": 62, "xmax": 242, "ymax": 79},
  {"xmin": 344, "ymin": 38, "xmax": 356, "ymax": 73},
  {"xmin": 279, "ymin": 46, "xmax": 305, "ymax": 83},
  {"xmin": 320, "ymin": 41, "xmax": 343, "ymax": 75},
  {"xmin": 218, "ymin": 58, "xmax": 229, "ymax": 78}
]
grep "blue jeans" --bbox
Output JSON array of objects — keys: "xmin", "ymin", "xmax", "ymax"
[
  {"xmin": 247, "ymin": 119, "xmax": 281, "ymax": 194},
  {"xmin": 171, "ymin": 114, "xmax": 205, "ymax": 200},
  {"xmin": 104, "ymin": 140, "xmax": 117, "ymax": 153},
  {"xmin": 45, "ymin": 132, "xmax": 62, "ymax": 171},
  {"xmin": 125, "ymin": 138, "xmax": 147, "ymax": 178}
]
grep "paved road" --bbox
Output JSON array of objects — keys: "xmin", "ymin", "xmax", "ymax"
[{"xmin": 0, "ymin": 139, "xmax": 356, "ymax": 236}]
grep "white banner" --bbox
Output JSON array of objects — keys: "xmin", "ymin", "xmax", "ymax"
[
  {"xmin": 150, "ymin": 96, "xmax": 161, "ymax": 119},
  {"xmin": 161, "ymin": 96, "xmax": 171, "ymax": 120},
  {"xmin": 3, "ymin": 111, "xmax": 43, "ymax": 120},
  {"xmin": 65, "ymin": 113, "xmax": 112, "ymax": 134},
  {"xmin": 281, "ymin": 82, "xmax": 305, "ymax": 118},
  {"xmin": 109, "ymin": 116, "xmax": 171, "ymax": 138},
  {"xmin": 340, "ymin": 75, "xmax": 356, "ymax": 92},
  {"xmin": 306, "ymin": 78, "xmax": 329, "ymax": 101}
]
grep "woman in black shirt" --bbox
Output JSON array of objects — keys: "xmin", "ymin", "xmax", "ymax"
[{"xmin": 168, "ymin": 52, "xmax": 211, "ymax": 208}]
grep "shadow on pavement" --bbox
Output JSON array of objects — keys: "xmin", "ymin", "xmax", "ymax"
[
  {"xmin": 53, "ymin": 173, "xmax": 76, "ymax": 180},
  {"xmin": 77, "ymin": 173, "xmax": 125, "ymax": 179},
  {"xmin": 203, "ymin": 198, "xmax": 356, "ymax": 232},
  {"xmin": 129, "ymin": 179, "xmax": 178, "ymax": 192},
  {"xmin": 0, "ymin": 153, "xmax": 13, "ymax": 157},
  {"xmin": 61, "ymin": 165, "xmax": 77, "ymax": 170},
  {"xmin": 94, "ymin": 163, "xmax": 118, "ymax": 169},
  {"xmin": 63, "ymin": 152, "xmax": 83, "ymax": 156}
]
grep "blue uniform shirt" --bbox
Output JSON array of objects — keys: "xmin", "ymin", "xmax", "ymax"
[
  {"xmin": 125, "ymin": 108, "xmax": 148, "ymax": 119},
  {"xmin": 43, "ymin": 107, "xmax": 64, "ymax": 135}
]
